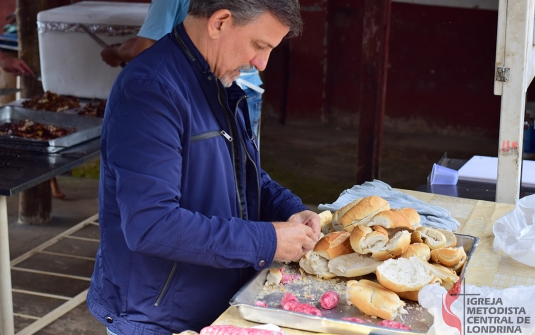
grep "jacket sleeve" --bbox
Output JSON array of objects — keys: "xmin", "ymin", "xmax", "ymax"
[
  {"xmin": 258, "ymin": 169, "xmax": 310, "ymax": 222},
  {"xmin": 103, "ymin": 78, "xmax": 276, "ymax": 270}
]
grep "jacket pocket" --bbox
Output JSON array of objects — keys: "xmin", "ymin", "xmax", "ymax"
[
  {"xmin": 153, "ymin": 261, "xmax": 178, "ymax": 307},
  {"xmin": 191, "ymin": 130, "xmax": 232, "ymax": 142}
]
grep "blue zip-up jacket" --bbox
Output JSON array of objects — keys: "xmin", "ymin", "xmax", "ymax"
[{"xmin": 87, "ymin": 24, "xmax": 309, "ymax": 335}]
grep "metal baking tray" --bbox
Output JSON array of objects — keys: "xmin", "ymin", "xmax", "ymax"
[
  {"xmin": 0, "ymin": 106, "xmax": 102, "ymax": 152},
  {"xmin": 230, "ymin": 233, "xmax": 479, "ymax": 335}
]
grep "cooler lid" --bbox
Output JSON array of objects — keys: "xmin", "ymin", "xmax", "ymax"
[{"xmin": 37, "ymin": 1, "xmax": 149, "ymax": 25}]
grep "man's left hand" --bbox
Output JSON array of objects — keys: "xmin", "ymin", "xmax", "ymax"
[{"xmin": 287, "ymin": 210, "xmax": 321, "ymax": 240}]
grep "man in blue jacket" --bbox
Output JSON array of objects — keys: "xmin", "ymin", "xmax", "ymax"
[{"xmin": 87, "ymin": 1, "xmax": 320, "ymax": 334}]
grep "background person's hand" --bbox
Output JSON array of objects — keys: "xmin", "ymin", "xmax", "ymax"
[
  {"xmin": 288, "ymin": 210, "xmax": 321, "ymax": 240},
  {"xmin": 100, "ymin": 44, "xmax": 124, "ymax": 67},
  {"xmin": 272, "ymin": 221, "xmax": 319, "ymax": 262},
  {"xmin": 0, "ymin": 57, "xmax": 33, "ymax": 76}
]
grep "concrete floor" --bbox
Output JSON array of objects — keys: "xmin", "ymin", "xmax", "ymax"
[{"xmin": 4, "ymin": 118, "xmax": 499, "ymax": 334}]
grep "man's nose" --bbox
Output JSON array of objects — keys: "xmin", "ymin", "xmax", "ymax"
[{"xmin": 250, "ymin": 55, "xmax": 268, "ymax": 72}]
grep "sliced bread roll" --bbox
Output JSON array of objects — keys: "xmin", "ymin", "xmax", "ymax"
[
  {"xmin": 349, "ymin": 225, "xmax": 388, "ymax": 254},
  {"xmin": 400, "ymin": 243, "xmax": 431, "ymax": 262},
  {"xmin": 332, "ymin": 196, "xmax": 390, "ymax": 232},
  {"xmin": 299, "ymin": 251, "xmax": 336, "ymax": 279},
  {"xmin": 369, "ymin": 209, "xmax": 415, "ymax": 232},
  {"xmin": 314, "ymin": 231, "xmax": 352, "ymax": 260},
  {"xmin": 411, "ymin": 226, "xmax": 447, "ymax": 249},
  {"xmin": 328, "ymin": 252, "xmax": 383, "ymax": 277},
  {"xmin": 430, "ymin": 246, "xmax": 465, "ymax": 267},
  {"xmin": 265, "ymin": 268, "xmax": 283, "ymax": 286},
  {"xmin": 376, "ymin": 256, "xmax": 434, "ymax": 292},
  {"xmin": 428, "ymin": 263, "xmax": 459, "ymax": 285},
  {"xmin": 395, "ymin": 276, "xmax": 442, "ymax": 301},
  {"xmin": 346, "ymin": 279, "xmax": 406, "ymax": 320},
  {"xmin": 451, "ymin": 249, "xmax": 467, "ymax": 273},
  {"xmin": 438, "ymin": 229, "xmax": 457, "ymax": 248},
  {"xmin": 318, "ymin": 210, "xmax": 335, "ymax": 235},
  {"xmin": 371, "ymin": 230, "xmax": 411, "ymax": 261},
  {"xmin": 397, "ymin": 208, "xmax": 421, "ymax": 227}
]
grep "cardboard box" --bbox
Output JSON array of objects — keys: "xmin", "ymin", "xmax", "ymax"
[{"xmin": 37, "ymin": 1, "xmax": 149, "ymax": 99}]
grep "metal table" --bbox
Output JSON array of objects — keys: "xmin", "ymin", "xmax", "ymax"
[{"xmin": 0, "ymin": 137, "xmax": 100, "ymax": 335}]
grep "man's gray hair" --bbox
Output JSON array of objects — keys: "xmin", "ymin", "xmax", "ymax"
[{"xmin": 189, "ymin": 0, "xmax": 303, "ymax": 38}]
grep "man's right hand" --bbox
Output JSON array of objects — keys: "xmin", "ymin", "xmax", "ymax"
[{"xmin": 272, "ymin": 221, "xmax": 319, "ymax": 263}]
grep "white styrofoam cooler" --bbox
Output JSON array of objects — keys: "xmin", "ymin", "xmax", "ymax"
[{"xmin": 37, "ymin": 1, "xmax": 150, "ymax": 99}]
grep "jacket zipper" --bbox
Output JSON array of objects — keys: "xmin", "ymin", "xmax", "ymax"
[
  {"xmin": 191, "ymin": 130, "xmax": 233, "ymax": 142},
  {"xmin": 154, "ymin": 262, "xmax": 177, "ymax": 307},
  {"xmin": 232, "ymin": 100, "xmax": 261, "ymax": 219},
  {"xmin": 173, "ymin": 27, "xmax": 195, "ymax": 62},
  {"xmin": 216, "ymin": 82, "xmax": 245, "ymax": 219}
]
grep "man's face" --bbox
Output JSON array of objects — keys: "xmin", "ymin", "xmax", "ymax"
[{"xmin": 211, "ymin": 12, "xmax": 290, "ymax": 87}]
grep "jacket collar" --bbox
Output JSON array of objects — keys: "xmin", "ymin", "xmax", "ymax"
[{"xmin": 173, "ymin": 23, "xmax": 212, "ymax": 77}]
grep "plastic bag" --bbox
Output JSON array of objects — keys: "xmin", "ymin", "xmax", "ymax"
[
  {"xmin": 493, "ymin": 194, "xmax": 535, "ymax": 267},
  {"xmin": 419, "ymin": 283, "xmax": 535, "ymax": 335}
]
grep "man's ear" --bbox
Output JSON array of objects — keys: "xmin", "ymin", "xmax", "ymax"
[{"xmin": 207, "ymin": 9, "xmax": 233, "ymax": 39}]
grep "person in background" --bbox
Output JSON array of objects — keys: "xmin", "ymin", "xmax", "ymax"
[
  {"xmin": 0, "ymin": 50, "xmax": 65, "ymax": 199},
  {"xmin": 100, "ymin": 0, "xmax": 264, "ymax": 142},
  {"xmin": 87, "ymin": 1, "xmax": 319, "ymax": 334}
]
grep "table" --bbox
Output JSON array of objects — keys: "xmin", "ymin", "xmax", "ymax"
[
  {"xmin": 0, "ymin": 137, "xmax": 100, "ymax": 335},
  {"xmin": 211, "ymin": 190, "xmax": 535, "ymax": 333}
]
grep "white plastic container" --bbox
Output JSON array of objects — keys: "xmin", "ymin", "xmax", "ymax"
[{"xmin": 37, "ymin": 1, "xmax": 149, "ymax": 99}]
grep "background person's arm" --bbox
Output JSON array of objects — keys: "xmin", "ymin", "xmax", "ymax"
[
  {"xmin": 0, "ymin": 50, "xmax": 33, "ymax": 76},
  {"xmin": 100, "ymin": 37, "xmax": 155, "ymax": 67}
]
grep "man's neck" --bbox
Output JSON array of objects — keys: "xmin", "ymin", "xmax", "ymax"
[{"xmin": 183, "ymin": 16, "xmax": 215, "ymax": 72}]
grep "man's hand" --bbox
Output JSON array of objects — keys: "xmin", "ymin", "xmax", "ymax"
[
  {"xmin": 0, "ymin": 57, "xmax": 33, "ymax": 76},
  {"xmin": 100, "ymin": 44, "xmax": 124, "ymax": 67},
  {"xmin": 288, "ymin": 210, "xmax": 321, "ymax": 240},
  {"xmin": 272, "ymin": 221, "xmax": 319, "ymax": 263}
]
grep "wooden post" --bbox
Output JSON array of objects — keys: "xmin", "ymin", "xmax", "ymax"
[
  {"xmin": 17, "ymin": 0, "xmax": 51, "ymax": 225},
  {"xmin": 356, "ymin": 0, "xmax": 392, "ymax": 184}
]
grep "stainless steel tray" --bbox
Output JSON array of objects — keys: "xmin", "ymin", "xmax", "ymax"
[
  {"xmin": 230, "ymin": 233, "xmax": 479, "ymax": 335},
  {"xmin": 0, "ymin": 106, "xmax": 102, "ymax": 152}
]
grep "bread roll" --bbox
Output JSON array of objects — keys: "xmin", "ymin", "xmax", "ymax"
[
  {"xmin": 376, "ymin": 256, "xmax": 434, "ymax": 292},
  {"xmin": 428, "ymin": 263, "xmax": 459, "ymax": 285},
  {"xmin": 299, "ymin": 251, "xmax": 336, "ymax": 279},
  {"xmin": 397, "ymin": 208, "xmax": 421, "ymax": 227},
  {"xmin": 400, "ymin": 243, "xmax": 431, "ymax": 262},
  {"xmin": 327, "ymin": 252, "xmax": 383, "ymax": 277},
  {"xmin": 395, "ymin": 276, "xmax": 441, "ymax": 301},
  {"xmin": 371, "ymin": 230, "xmax": 411, "ymax": 261},
  {"xmin": 346, "ymin": 279, "xmax": 406, "ymax": 320},
  {"xmin": 438, "ymin": 229, "xmax": 457, "ymax": 248},
  {"xmin": 411, "ymin": 226, "xmax": 447, "ymax": 249},
  {"xmin": 318, "ymin": 210, "xmax": 335, "ymax": 235},
  {"xmin": 332, "ymin": 196, "xmax": 390, "ymax": 232},
  {"xmin": 314, "ymin": 231, "xmax": 352, "ymax": 260},
  {"xmin": 430, "ymin": 247, "xmax": 465, "ymax": 267},
  {"xmin": 266, "ymin": 268, "xmax": 282, "ymax": 286},
  {"xmin": 450, "ymin": 248, "xmax": 467, "ymax": 273},
  {"xmin": 369, "ymin": 209, "xmax": 414, "ymax": 232},
  {"xmin": 349, "ymin": 225, "xmax": 388, "ymax": 254}
]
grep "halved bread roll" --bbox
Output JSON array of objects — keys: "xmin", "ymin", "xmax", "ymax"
[
  {"xmin": 318, "ymin": 210, "xmax": 335, "ymax": 235},
  {"xmin": 400, "ymin": 243, "xmax": 431, "ymax": 262},
  {"xmin": 327, "ymin": 252, "xmax": 383, "ymax": 277},
  {"xmin": 395, "ymin": 276, "xmax": 441, "ymax": 301},
  {"xmin": 346, "ymin": 279, "xmax": 406, "ymax": 320},
  {"xmin": 332, "ymin": 196, "xmax": 390, "ymax": 232},
  {"xmin": 430, "ymin": 246, "xmax": 465, "ymax": 267},
  {"xmin": 438, "ymin": 229, "xmax": 457, "ymax": 248},
  {"xmin": 349, "ymin": 225, "xmax": 388, "ymax": 254},
  {"xmin": 428, "ymin": 263, "xmax": 459, "ymax": 285},
  {"xmin": 411, "ymin": 226, "xmax": 447, "ymax": 249},
  {"xmin": 371, "ymin": 230, "xmax": 411, "ymax": 261},
  {"xmin": 376, "ymin": 256, "xmax": 435, "ymax": 292},
  {"xmin": 369, "ymin": 209, "xmax": 415, "ymax": 232},
  {"xmin": 299, "ymin": 251, "xmax": 336, "ymax": 279},
  {"xmin": 266, "ymin": 268, "xmax": 283, "ymax": 286},
  {"xmin": 397, "ymin": 208, "xmax": 421, "ymax": 227},
  {"xmin": 451, "ymin": 249, "xmax": 467, "ymax": 273},
  {"xmin": 314, "ymin": 231, "xmax": 352, "ymax": 260}
]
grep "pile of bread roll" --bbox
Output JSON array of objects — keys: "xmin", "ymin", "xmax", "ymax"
[{"xmin": 298, "ymin": 195, "xmax": 466, "ymax": 320}]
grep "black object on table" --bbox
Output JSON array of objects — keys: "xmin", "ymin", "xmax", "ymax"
[
  {"xmin": 417, "ymin": 153, "xmax": 535, "ymax": 201},
  {"xmin": 0, "ymin": 136, "xmax": 100, "ymax": 196}
]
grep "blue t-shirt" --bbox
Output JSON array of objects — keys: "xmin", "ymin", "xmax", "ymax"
[
  {"xmin": 137, "ymin": 0, "xmax": 188, "ymax": 41},
  {"xmin": 137, "ymin": 0, "xmax": 262, "ymax": 90}
]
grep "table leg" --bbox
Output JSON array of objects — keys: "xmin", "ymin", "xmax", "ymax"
[{"xmin": 0, "ymin": 195, "xmax": 14, "ymax": 335}]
